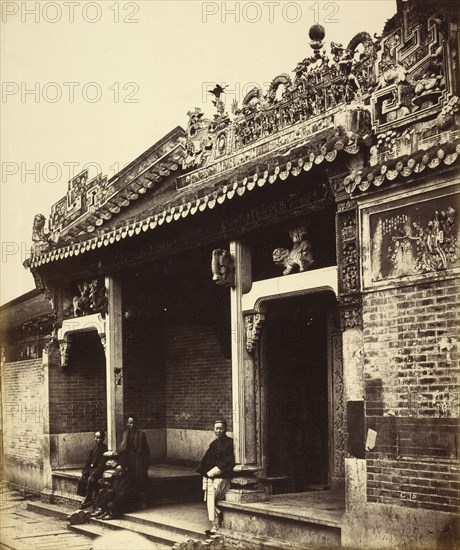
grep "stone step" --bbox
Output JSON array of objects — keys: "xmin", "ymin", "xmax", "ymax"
[
  {"xmin": 218, "ymin": 528, "xmax": 315, "ymax": 550},
  {"xmin": 28, "ymin": 500, "xmax": 81, "ymax": 520},
  {"xmin": 28, "ymin": 499, "xmax": 207, "ymax": 548},
  {"xmin": 122, "ymin": 510, "xmax": 207, "ymax": 541},
  {"xmin": 68, "ymin": 519, "xmax": 176, "ymax": 548}
]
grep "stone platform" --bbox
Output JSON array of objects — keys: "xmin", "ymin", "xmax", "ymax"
[
  {"xmin": 220, "ymin": 488, "xmax": 345, "ymax": 549},
  {"xmin": 43, "ymin": 463, "xmax": 202, "ymax": 507},
  {"xmin": 31, "ymin": 483, "xmax": 345, "ymax": 549}
]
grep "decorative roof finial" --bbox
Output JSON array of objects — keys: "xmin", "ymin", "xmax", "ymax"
[{"xmin": 309, "ymin": 24, "xmax": 325, "ymax": 59}]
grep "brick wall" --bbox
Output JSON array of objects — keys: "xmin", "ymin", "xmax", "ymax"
[
  {"xmin": 1, "ymin": 358, "xmax": 45, "ymax": 491},
  {"xmin": 123, "ymin": 326, "xmax": 165, "ymax": 429},
  {"xmin": 363, "ymin": 278, "xmax": 460, "ymax": 513},
  {"xmin": 48, "ymin": 331, "xmax": 106, "ymax": 434},
  {"xmin": 164, "ymin": 325, "xmax": 232, "ymax": 431}
]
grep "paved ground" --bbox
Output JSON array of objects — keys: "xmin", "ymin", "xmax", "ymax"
[{"xmin": 0, "ymin": 489, "xmax": 92, "ymax": 550}]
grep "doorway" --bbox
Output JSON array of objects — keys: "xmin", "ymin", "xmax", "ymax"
[{"xmin": 264, "ymin": 293, "xmax": 335, "ymax": 491}]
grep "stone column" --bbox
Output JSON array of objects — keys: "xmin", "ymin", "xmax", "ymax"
[
  {"xmin": 335, "ymin": 201, "xmax": 368, "ymax": 546},
  {"xmin": 227, "ymin": 241, "xmax": 268, "ymax": 503},
  {"xmin": 104, "ymin": 275, "xmax": 124, "ymax": 451}
]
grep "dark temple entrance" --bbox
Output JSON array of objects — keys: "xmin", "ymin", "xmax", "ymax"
[{"xmin": 264, "ymin": 293, "xmax": 334, "ymax": 492}]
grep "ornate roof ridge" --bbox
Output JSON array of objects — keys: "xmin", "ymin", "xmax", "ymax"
[{"xmin": 46, "ymin": 126, "xmax": 186, "ymax": 244}]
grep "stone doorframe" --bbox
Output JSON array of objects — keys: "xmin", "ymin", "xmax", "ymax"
[
  {"xmin": 54, "ymin": 276, "xmax": 123, "ymax": 451},
  {"xmin": 236, "ymin": 265, "xmax": 344, "ymax": 493}
]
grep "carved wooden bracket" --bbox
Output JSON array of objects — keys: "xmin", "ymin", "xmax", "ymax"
[
  {"xmin": 245, "ymin": 313, "xmax": 265, "ymax": 353},
  {"xmin": 99, "ymin": 334, "xmax": 107, "ymax": 353},
  {"xmin": 59, "ymin": 339, "xmax": 72, "ymax": 368},
  {"xmin": 211, "ymin": 249, "xmax": 235, "ymax": 287}
]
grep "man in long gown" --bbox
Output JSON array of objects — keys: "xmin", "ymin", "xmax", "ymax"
[{"xmin": 197, "ymin": 419, "xmax": 235, "ymax": 534}]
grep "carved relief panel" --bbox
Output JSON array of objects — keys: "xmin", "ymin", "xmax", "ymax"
[
  {"xmin": 361, "ymin": 185, "xmax": 459, "ymax": 289},
  {"xmin": 336, "ymin": 201, "xmax": 362, "ymax": 330}
]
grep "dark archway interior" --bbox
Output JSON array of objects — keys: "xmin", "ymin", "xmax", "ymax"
[{"xmin": 264, "ymin": 291, "xmax": 335, "ymax": 491}]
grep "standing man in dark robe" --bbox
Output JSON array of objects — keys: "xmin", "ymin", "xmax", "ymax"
[
  {"xmin": 78, "ymin": 430, "xmax": 108, "ymax": 509},
  {"xmin": 197, "ymin": 419, "xmax": 235, "ymax": 535},
  {"xmin": 118, "ymin": 415, "xmax": 150, "ymax": 507}
]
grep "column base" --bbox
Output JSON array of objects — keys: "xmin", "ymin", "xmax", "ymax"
[
  {"xmin": 228, "ymin": 465, "xmax": 271, "ymax": 502},
  {"xmin": 225, "ymin": 485, "xmax": 270, "ymax": 503}
]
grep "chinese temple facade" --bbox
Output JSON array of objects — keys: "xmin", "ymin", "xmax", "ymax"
[{"xmin": 2, "ymin": 0, "xmax": 459, "ymax": 547}]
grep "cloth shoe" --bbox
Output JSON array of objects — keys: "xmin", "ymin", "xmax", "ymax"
[{"xmin": 79, "ymin": 500, "xmax": 93, "ymax": 510}]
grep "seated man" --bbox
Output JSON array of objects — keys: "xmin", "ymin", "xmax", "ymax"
[
  {"xmin": 93, "ymin": 465, "xmax": 138, "ymax": 520},
  {"xmin": 197, "ymin": 419, "xmax": 235, "ymax": 535},
  {"xmin": 77, "ymin": 430, "xmax": 108, "ymax": 509}
]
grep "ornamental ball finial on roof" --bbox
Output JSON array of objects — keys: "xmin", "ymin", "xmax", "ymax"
[
  {"xmin": 309, "ymin": 24, "xmax": 325, "ymax": 59},
  {"xmin": 308, "ymin": 23, "xmax": 325, "ymax": 41}
]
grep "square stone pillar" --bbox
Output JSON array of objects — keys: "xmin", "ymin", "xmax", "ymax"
[
  {"xmin": 104, "ymin": 276, "xmax": 124, "ymax": 451},
  {"xmin": 227, "ymin": 241, "xmax": 269, "ymax": 503}
]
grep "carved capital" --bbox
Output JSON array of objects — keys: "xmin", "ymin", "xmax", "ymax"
[
  {"xmin": 339, "ymin": 305, "xmax": 362, "ymax": 331},
  {"xmin": 245, "ymin": 313, "xmax": 265, "ymax": 353}
]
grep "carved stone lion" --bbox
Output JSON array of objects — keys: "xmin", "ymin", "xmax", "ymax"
[
  {"xmin": 273, "ymin": 228, "xmax": 315, "ymax": 275},
  {"xmin": 73, "ymin": 282, "xmax": 91, "ymax": 317},
  {"xmin": 90, "ymin": 279, "xmax": 108, "ymax": 316}
]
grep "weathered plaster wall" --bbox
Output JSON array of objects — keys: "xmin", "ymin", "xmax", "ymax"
[{"xmin": 1, "ymin": 358, "xmax": 45, "ymax": 493}]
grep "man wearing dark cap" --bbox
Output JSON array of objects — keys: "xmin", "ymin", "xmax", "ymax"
[
  {"xmin": 197, "ymin": 419, "xmax": 235, "ymax": 534},
  {"xmin": 118, "ymin": 415, "xmax": 150, "ymax": 508},
  {"xmin": 78, "ymin": 430, "xmax": 108, "ymax": 510}
]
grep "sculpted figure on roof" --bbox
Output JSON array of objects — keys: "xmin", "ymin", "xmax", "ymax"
[{"xmin": 31, "ymin": 214, "xmax": 54, "ymax": 258}]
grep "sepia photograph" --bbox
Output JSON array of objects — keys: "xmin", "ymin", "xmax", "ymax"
[{"xmin": 0, "ymin": 0, "xmax": 459, "ymax": 548}]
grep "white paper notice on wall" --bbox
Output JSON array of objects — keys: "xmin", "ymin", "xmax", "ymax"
[{"xmin": 365, "ymin": 429, "xmax": 377, "ymax": 451}]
